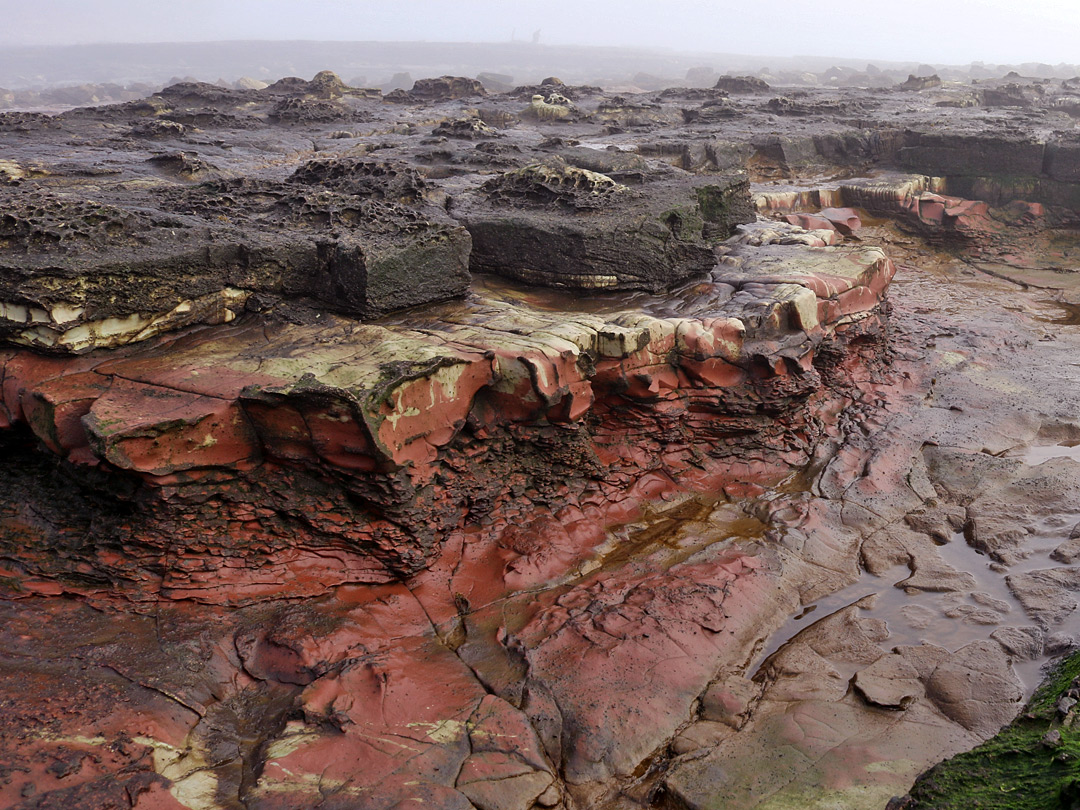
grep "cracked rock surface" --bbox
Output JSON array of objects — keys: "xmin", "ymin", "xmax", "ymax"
[{"xmin": 6, "ymin": 71, "xmax": 1080, "ymax": 810}]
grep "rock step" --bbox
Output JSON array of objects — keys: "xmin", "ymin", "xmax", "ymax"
[{"xmin": 1, "ymin": 243, "xmax": 894, "ymax": 601}]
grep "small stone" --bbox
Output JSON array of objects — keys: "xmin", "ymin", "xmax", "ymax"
[{"xmin": 536, "ymin": 784, "xmax": 561, "ymax": 807}]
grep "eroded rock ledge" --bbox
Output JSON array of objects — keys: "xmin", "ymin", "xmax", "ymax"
[
  {"xmin": 11, "ymin": 68, "xmax": 1080, "ymax": 810},
  {"xmin": 1, "ymin": 237, "xmax": 892, "ymax": 602}
]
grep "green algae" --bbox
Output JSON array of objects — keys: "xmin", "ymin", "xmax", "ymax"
[{"xmin": 906, "ymin": 649, "xmax": 1080, "ymax": 810}]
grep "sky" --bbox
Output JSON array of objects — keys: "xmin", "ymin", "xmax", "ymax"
[{"xmin": 1, "ymin": 0, "xmax": 1077, "ymax": 66}]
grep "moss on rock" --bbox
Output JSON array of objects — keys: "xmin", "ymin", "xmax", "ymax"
[{"xmin": 903, "ymin": 649, "xmax": 1080, "ymax": 810}]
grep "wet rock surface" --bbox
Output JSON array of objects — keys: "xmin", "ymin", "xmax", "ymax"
[
  {"xmin": 5, "ymin": 70, "xmax": 1080, "ymax": 810},
  {"xmin": 899, "ymin": 647, "xmax": 1080, "ymax": 809}
]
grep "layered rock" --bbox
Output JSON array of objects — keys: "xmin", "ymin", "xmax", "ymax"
[
  {"xmin": 0, "ymin": 161, "xmax": 471, "ymax": 353},
  {"xmin": 13, "ymin": 64, "xmax": 1080, "ymax": 810},
  {"xmin": 455, "ymin": 156, "xmax": 754, "ymax": 290},
  {"xmin": 758, "ymin": 174, "xmax": 1048, "ymax": 254},
  {"xmin": 0, "ymin": 238, "xmax": 895, "ymax": 602}
]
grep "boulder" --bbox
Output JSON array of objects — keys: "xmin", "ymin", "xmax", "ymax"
[
  {"xmin": 454, "ymin": 156, "xmax": 753, "ymax": 291},
  {"xmin": 521, "ymin": 94, "xmax": 572, "ymax": 121},
  {"xmin": 714, "ymin": 75, "xmax": 771, "ymax": 93},
  {"xmin": 407, "ymin": 75, "xmax": 487, "ymax": 102},
  {"xmin": 899, "ymin": 74, "xmax": 942, "ymax": 91}
]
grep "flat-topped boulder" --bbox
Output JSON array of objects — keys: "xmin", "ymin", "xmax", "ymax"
[
  {"xmin": 714, "ymin": 75, "xmax": 771, "ymax": 93},
  {"xmin": 453, "ymin": 156, "xmax": 754, "ymax": 291},
  {"xmin": 0, "ymin": 160, "xmax": 471, "ymax": 353},
  {"xmin": 391, "ymin": 75, "xmax": 487, "ymax": 103}
]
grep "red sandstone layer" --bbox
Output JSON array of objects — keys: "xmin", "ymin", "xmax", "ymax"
[{"xmin": 0, "ymin": 242, "xmax": 894, "ymax": 603}]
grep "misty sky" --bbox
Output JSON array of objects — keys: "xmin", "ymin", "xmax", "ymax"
[{"xmin": 2, "ymin": 0, "xmax": 1078, "ymax": 65}]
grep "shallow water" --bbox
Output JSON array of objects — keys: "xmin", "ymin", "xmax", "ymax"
[
  {"xmin": 751, "ymin": 529, "xmax": 1057, "ymax": 694},
  {"xmin": 1023, "ymin": 441, "xmax": 1080, "ymax": 465},
  {"xmin": 610, "ymin": 475, "xmax": 1063, "ymax": 697}
]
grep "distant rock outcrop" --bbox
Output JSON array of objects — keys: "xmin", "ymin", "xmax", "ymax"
[
  {"xmin": 407, "ymin": 75, "xmax": 487, "ymax": 102},
  {"xmin": 899, "ymin": 73, "xmax": 943, "ymax": 91},
  {"xmin": 714, "ymin": 74, "xmax": 771, "ymax": 93}
]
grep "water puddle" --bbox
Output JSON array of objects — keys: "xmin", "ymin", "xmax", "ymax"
[
  {"xmin": 1036, "ymin": 299, "xmax": 1080, "ymax": 325},
  {"xmin": 577, "ymin": 142, "xmax": 637, "ymax": 152},
  {"xmin": 584, "ymin": 460, "xmax": 1074, "ymax": 698},
  {"xmin": 1022, "ymin": 441, "xmax": 1080, "ymax": 465},
  {"xmin": 579, "ymin": 495, "xmax": 766, "ymax": 579},
  {"xmin": 752, "ymin": 532, "xmax": 1059, "ymax": 694}
]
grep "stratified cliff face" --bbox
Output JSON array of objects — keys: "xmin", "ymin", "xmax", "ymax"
[
  {"xmin": 0, "ymin": 237, "xmax": 894, "ymax": 602},
  {"xmin": 9, "ymin": 70, "xmax": 1080, "ymax": 810}
]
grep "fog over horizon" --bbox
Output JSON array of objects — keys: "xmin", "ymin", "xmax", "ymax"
[{"xmin": 3, "ymin": 0, "xmax": 1079, "ymax": 67}]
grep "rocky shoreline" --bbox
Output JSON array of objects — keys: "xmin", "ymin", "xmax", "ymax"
[{"xmin": 4, "ymin": 70, "xmax": 1080, "ymax": 809}]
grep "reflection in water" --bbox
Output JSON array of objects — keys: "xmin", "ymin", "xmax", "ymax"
[
  {"xmin": 1036, "ymin": 298, "xmax": 1080, "ymax": 325},
  {"xmin": 584, "ymin": 451, "xmax": 1071, "ymax": 698},
  {"xmin": 615, "ymin": 478, "xmax": 1063, "ymax": 698},
  {"xmin": 575, "ymin": 495, "xmax": 768, "ymax": 584},
  {"xmin": 752, "ymin": 531, "xmax": 1059, "ymax": 694},
  {"xmin": 1023, "ymin": 441, "xmax": 1080, "ymax": 465}
]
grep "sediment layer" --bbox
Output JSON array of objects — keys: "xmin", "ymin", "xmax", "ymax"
[{"xmin": 6, "ymin": 69, "xmax": 1080, "ymax": 810}]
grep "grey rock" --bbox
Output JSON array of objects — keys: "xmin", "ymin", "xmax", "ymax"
[
  {"xmin": 454, "ymin": 156, "xmax": 752, "ymax": 291},
  {"xmin": 925, "ymin": 640, "xmax": 1023, "ymax": 736}
]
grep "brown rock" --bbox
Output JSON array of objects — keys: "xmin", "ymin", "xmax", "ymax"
[
  {"xmin": 408, "ymin": 75, "xmax": 487, "ymax": 101},
  {"xmin": 853, "ymin": 654, "xmax": 924, "ymax": 709},
  {"xmin": 991, "ymin": 625, "xmax": 1046, "ymax": 659},
  {"xmin": 1052, "ymin": 522, "xmax": 1080, "ymax": 563},
  {"xmin": 714, "ymin": 75, "xmax": 771, "ymax": 93},
  {"xmin": 899, "ymin": 74, "xmax": 942, "ymax": 91},
  {"xmin": 1006, "ymin": 567, "xmax": 1080, "ymax": 626},
  {"xmin": 925, "ymin": 640, "xmax": 1023, "ymax": 736}
]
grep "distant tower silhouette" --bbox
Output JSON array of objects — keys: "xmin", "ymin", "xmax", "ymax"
[{"xmin": 532, "ymin": 29, "xmax": 541, "ymax": 44}]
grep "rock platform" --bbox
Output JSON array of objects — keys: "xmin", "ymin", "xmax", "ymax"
[{"xmin": 6, "ymin": 69, "xmax": 1080, "ymax": 810}]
